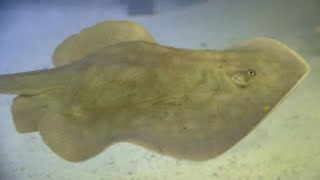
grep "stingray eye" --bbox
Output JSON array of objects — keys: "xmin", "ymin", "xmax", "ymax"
[
  {"xmin": 247, "ymin": 69, "xmax": 256, "ymax": 76},
  {"xmin": 232, "ymin": 70, "xmax": 256, "ymax": 87}
]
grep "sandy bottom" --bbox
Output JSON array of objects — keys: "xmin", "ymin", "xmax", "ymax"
[{"xmin": 0, "ymin": 0, "xmax": 319, "ymax": 179}]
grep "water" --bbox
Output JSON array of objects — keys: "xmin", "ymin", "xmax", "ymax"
[{"xmin": 0, "ymin": 0, "xmax": 319, "ymax": 179}]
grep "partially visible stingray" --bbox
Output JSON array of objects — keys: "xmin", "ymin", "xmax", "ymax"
[
  {"xmin": 0, "ymin": 21, "xmax": 310, "ymax": 162},
  {"xmin": 13, "ymin": 20, "xmax": 156, "ymax": 134}
]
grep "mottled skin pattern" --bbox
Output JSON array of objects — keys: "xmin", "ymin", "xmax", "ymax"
[
  {"xmin": 0, "ymin": 20, "xmax": 310, "ymax": 162},
  {"xmin": 0, "ymin": 38, "xmax": 309, "ymax": 162}
]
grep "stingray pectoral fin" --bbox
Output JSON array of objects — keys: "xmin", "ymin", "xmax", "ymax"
[
  {"xmin": 53, "ymin": 20, "xmax": 157, "ymax": 66},
  {"xmin": 227, "ymin": 38, "xmax": 310, "ymax": 74},
  {"xmin": 12, "ymin": 89, "xmax": 61, "ymax": 133},
  {"xmin": 38, "ymin": 113, "xmax": 114, "ymax": 162},
  {"xmin": 12, "ymin": 95, "xmax": 46, "ymax": 133}
]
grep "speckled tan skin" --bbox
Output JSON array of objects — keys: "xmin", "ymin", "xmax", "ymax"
[{"xmin": 0, "ymin": 21, "xmax": 310, "ymax": 162}]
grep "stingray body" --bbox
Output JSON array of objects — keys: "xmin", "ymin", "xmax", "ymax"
[{"xmin": 0, "ymin": 21, "xmax": 310, "ymax": 162}]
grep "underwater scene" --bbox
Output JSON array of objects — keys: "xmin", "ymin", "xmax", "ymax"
[{"xmin": 0, "ymin": 0, "xmax": 319, "ymax": 179}]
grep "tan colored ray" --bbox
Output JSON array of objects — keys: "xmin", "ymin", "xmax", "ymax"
[
  {"xmin": 0, "ymin": 22, "xmax": 310, "ymax": 162},
  {"xmin": 11, "ymin": 20, "xmax": 156, "ymax": 133}
]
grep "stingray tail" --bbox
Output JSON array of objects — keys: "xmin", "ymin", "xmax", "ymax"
[{"xmin": 0, "ymin": 67, "xmax": 72, "ymax": 95}]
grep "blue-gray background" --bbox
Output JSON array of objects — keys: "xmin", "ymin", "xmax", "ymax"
[{"xmin": 0, "ymin": 0, "xmax": 319, "ymax": 179}]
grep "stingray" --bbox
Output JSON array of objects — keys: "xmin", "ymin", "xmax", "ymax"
[{"xmin": 0, "ymin": 21, "xmax": 310, "ymax": 162}]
